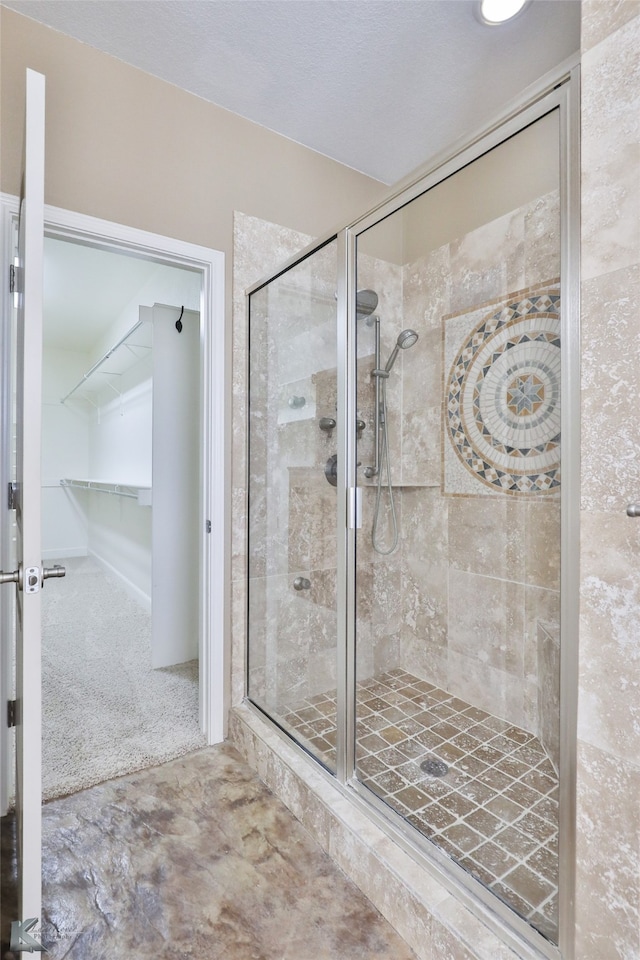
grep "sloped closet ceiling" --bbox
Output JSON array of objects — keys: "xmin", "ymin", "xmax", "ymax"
[
  {"xmin": 43, "ymin": 239, "xmax": 161, "ymax": 350},
  {"xmin": 4, "ymin": 0, "xmax": 580, "ymax": 184}
]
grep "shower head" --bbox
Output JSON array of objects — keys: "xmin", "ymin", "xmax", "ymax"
[
  {"xmin": 397, "ymin": 329, "xmax": 419, "ymax": 350},
  {"xmin": 384, "ymin": 328, "xmax": 419, "ymax": 372},
  {"xmin": 356, "ymin": 288, "xmax": 379, "ymax": 321}
]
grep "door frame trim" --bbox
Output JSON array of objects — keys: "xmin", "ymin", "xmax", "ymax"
[{"xmin": 1, "ymin": 196, "xmax": 227, "ymax": 812}]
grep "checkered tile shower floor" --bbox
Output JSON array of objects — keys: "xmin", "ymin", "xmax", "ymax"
[{"xmin": 282, "ymin": 669, "xmax": 558, "ymax": 942}]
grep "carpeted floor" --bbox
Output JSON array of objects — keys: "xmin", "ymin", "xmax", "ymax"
[{"xmin": 41, "ymin": 556, "xmax": 205, "ymax": 800}]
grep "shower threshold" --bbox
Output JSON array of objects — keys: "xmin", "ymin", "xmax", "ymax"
[{"xmin": 282, "ymin": 669, "xmax": 558, "ymax": 943}]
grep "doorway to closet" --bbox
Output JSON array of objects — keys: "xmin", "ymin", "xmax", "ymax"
[{"xmin": 41, "ymin": 237, "xmax": 204, "ymax": 799}]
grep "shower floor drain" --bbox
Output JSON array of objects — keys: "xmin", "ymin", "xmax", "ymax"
[{"xmin": 420, "ymin": 757, "xmax": 449, "ymax": 778}]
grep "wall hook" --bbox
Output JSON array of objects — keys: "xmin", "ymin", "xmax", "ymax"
[{"xmin": 175, "ymin": 305, "xmax": 184, "ymax": 333}]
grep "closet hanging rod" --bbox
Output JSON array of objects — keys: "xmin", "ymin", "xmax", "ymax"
[
  {"xmin": 60, "ymin": 478, "xmax": 145, "ymax": 500},
  {"xmin": 60, "ymin": 318, "xmax": 147, "ymax": 405}
]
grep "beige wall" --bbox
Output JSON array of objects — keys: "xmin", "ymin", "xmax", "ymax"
[
  {"xmin": 576, "ymin": 2, "xmax": 640, "ymax": 958},
  {"xmin": 358, "ymin": 111, "xmax": 560, "ymax": 268},
  {"xmin": 0, "ymin": 8, "xmax": 385, "ymax": 310}
]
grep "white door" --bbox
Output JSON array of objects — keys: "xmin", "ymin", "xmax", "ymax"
[{"xmin": 1, "ymin": 67, "xmax": 48, "ymax": 929}]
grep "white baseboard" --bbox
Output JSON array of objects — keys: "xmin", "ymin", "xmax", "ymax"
[
  {"xmin": 89, "ymin": 550, "xmax": 151, "ymax": 613},
  {"xmin": 41, "ymin": 547, "xmax": 88, "ymax": 560}
]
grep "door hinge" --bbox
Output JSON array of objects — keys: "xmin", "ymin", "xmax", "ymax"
[
  {"xmin": 7, "ymin": 482, "xmax": 18, "ymax": 511},
  {"xmin": 9, "ymin": 263, "xmax": 22, "ymax": 295},
  {"xmin": 205, "ymin": 519, "xmax": 212, "ymax": 534},
  {"xmin": 7, "ymin": 700, "xmax": 17, "ymax": 729}
]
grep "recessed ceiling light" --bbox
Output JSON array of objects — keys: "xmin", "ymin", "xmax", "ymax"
[{"xmin": 477, "ymin": 0, "xmax": 530, "ymax": 26}]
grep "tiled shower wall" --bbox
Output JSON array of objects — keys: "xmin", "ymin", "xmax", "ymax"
[
  {"xmin": 236, "ymin": 186, "xmax": 561, "ymax": 741},
  {"xmin": 393, "ymin": 190, "xmax": 561, "ymax": 740},
  {"xmin": 576, "ymin": 3, "xmax": 640, "ymax": 957},
  {"xmin": 351, "ymin": 192, "xmax": 561, "ymax": 741},
  {"xmin": 232, "ymin": 213, "xmax": 313, "ymax": 709},
  {"xmin": 248, "ymin": 241, "xmax": 342, "ymax": 709}
]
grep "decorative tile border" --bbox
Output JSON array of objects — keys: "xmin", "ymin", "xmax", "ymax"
[{"xmin": 443, "ymin": 283, "xmax": 561, "ymax": 496}]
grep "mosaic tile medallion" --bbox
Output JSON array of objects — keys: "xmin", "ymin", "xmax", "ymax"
[{"xmin": 444, "ymin": 284, "xmax": 561, "ymax": 495}]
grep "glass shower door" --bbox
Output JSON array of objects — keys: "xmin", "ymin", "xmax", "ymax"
[
  {"xmin": 247, "ymin": 239, "xmax": 340, "ymax": 771},
  {"xmin": 353, "ymin": 112, "xmax": 562, "ymax": 943}
]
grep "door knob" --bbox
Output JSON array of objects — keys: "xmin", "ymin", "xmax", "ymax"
[
  {"xmin": 0, "ymin": 569, "xmax": 20, "ymax": 586},
  {"xmin": 0, "ymin": 564, "xmax": 65, "ymax": 591}
]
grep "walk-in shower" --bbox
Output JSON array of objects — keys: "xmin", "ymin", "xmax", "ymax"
[{"xmin": 246, "ymin": 92, "xmax": 575, "ymax": 957}]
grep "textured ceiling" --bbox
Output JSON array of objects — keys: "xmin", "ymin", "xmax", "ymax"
[{"xmin": 4, "ymin": 0, "xmax": 580, "ymax": 184}]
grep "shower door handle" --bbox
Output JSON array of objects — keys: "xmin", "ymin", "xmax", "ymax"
[{"xmin": 347, "ymin": 487, "xmax": 362, "ymax": 529}]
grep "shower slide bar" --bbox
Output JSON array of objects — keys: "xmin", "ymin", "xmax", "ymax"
[{"xmin": 60, "ymin": 478, "xmax": 152, "ymax": 505}]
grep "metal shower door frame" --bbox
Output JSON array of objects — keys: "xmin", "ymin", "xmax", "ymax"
[{"xmin": 335, "ymin": 71, "xmax": 580, "ymax": 960}]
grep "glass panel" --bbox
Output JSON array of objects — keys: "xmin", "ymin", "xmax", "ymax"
[
  {"xmin": 354, "ymin": 111, "xmax": 561, "ymax": 943},
  {"xmin": 247, "ymin": 239, "xmax": 339, "ymax": 772}
]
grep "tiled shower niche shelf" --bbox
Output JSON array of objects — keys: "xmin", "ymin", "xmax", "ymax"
[{"xmin": 60, "ymin": 478, "xmax": 152, "ymax": 506}]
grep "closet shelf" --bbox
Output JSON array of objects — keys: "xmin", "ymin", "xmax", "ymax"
[
  {"xmin": 60, "ymin": 318, "xmax": 152, "ymax": 405},
  {"xmin": 60, "ymin": 478, "xmax": 152, "ymax": 506}
]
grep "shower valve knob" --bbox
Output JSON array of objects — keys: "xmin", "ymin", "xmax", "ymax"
[
  {"xmin": 319, "ymin": 417, "xmax": 336, "ymax": 432},
  {"xmin": 324, "ymin": 454, "xmax": 338, "ymax": 487}
]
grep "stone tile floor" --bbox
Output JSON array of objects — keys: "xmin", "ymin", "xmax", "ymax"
[
  {"xmin": 37, "ymin": 743, "xmax": 417, "ymax": 960},
  {"xmin": 281, "ymin": 669, "xmax": 559, "ymax": 943}
]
